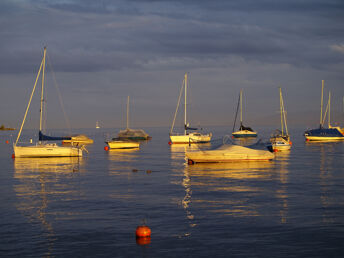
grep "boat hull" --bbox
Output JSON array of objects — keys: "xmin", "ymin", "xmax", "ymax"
[
  {"xmin": 232, "ymin": 130, "xmax": 257, "ymax": 138},
  {"xmin": 304, "ymin": 127, "xmax": 344, "ymax": 141},
  {"xmin": 170, "ymin": 133, "xmax": 212, "ymax": 144},
  {"xmin": 106, "ymin": 140, "xmax": 140, "ymax": 149},
  {"xmin": 186, "ymin": 145, "xmax": 274, "ymax": 163},
  {"xmin": 13, "ymin": 144, "xmax": 83, "ymax": 158}
]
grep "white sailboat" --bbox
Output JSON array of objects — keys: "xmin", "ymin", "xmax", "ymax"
[
  {"xmin": 232, "ymin": 90, "xmax": 257, "ymax": 138},
  {"xmin": 267, "ymin": 88, "xmax": 291, "ymax": 152},
  {"xmin": 13, "ymin": 47, "xmax": 83, "ymax": 158},
  {"xmin": 96, "ymin": 121, "xmax": 100, "ymax": 129},
  {"xmin": 169, "ymin": 73, "xmax": 212, "ymax": 144}
]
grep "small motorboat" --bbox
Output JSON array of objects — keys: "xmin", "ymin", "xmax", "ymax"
[
  {"xmin": 186, "ymin": 144, "xmax": 274, "ymax": 164},
  {"xmin": 62, "ymin": 134, "xmax": 94, "ymax": 145},
  {"xmin": 106, "ymin": 138, "xmax": 140, "ymax": 149}
]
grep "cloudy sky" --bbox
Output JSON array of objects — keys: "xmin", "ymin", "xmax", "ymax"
[{"xmin": 0, "ymin": 0, "xmax": 343, "ymax": 130}]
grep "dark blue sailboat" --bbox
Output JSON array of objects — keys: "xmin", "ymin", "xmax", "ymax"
[{"xmin": 304, "ymin": 80, "xmax": 344, "ymax": 141}]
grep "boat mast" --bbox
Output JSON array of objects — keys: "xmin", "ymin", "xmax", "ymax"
[
  {"xmin": 280, "ymin": 88, "xmax": 284, "ymax": 135},
  {"xmin": 240, "ymin": 89, "xmax": 243, "ymax": 127},
  {"xmin": 328, "ymin": 91, "xmax": 331, "ymax": 128},
  {"xmin": 39, "ymin": 47, "xmax": 47, "ymax": 133},
  {"xmin": 126, "ymin": 96, "xmax": 129, "ymax": 129},
  {"xmin": 184, "ymin": 72, "xmax": 187, "ymax": 135},
  {"xmin": 320, "ymin": 80, "xmax": 324, "ymax": 128}
]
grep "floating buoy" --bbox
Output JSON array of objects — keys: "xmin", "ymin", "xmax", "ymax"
[
  {"xmin": 11, "ymin": 154, "xmax": 15, "ymax": 159},
  {"xmin": 104, "ymin": 146, "xmax": 109, "ymax": 151},
  {"xmin": 289, "ymin": 141, "xmax": 292, "ymax": 146},
  {"xmin": 306, "ymin": 138, "xmax": 309, "ymax": 142},
  {"xmin": 273, "ymin": 149, "xmax": 278, "ymax": 153},
  {"xmin": 5, "ymin": 140, "xmax": 9, "ymax": 144},
  {"xmin": 168, "ymin": 141, "xmax": 172, "ymax": 145},
  {"xmin": 136, "ymin": 225, "xmax": 151, "ymax": 238}
]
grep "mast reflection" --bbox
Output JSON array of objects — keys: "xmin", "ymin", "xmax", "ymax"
[{"xmin": 13, "ymin": 157, "xmax": 83, "ymax": 256}]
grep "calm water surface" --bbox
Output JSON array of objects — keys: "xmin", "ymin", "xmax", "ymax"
[{"xmin": 1, "ymin": 126, "xmax": 344, "ymax": 257}]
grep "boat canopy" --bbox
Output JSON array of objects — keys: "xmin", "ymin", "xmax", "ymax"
[
  {"xmin": 185, "ymin": 125, "xmax": 198, "ymax": 130},
  {"xmin": 239, "ymin": 123, "xmax": 254, "ymax": 132},
  {"xmin": 117, "ymin": 128, "xmax": 149, "ymax": 139},
  {"xmin": 39, "ymin": 131, "xmax": 71, "ymax": 141}
]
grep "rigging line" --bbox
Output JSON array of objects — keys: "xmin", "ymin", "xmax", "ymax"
[
  {"xmin": 15, "ymin": 57, "xmax": 44, "ymax": 145},
  {"xmin": 232, "ymin": 93, "xmax": 240, "ymax": 133},
  {"xmin": 170, "ymin": 78, "xmax": 185, "ymax": 134},
  {"xmin": 46, "ymin": 53, "xmax": 72, "ymax": 135},
  {"xmin": 281, "ymin": 91, "xmax": 288, "ymax": 135}
]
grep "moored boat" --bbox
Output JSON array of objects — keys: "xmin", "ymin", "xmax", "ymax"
[
  {"xmin": 232, "ymin": 90, "xmax": 257, "ymax": 138},
  {"xmin": 117, "ymin": 96, "xmax": 150, "ymax": 140},
  {"xmin": 13, "ymin": 47, "xmax": 84, "ymax": 158},
  {"xmin": 186, "ymin": 144, "xmax": 274, "ymax": 164},
  {"xmin": 106, "ymin": 138, "xmax": 140, "ymax": 149},
  {"xmin": 62, "ymin": 134, "xmax": 94, "ymax": 145},
  {"xmin": 304, "ymin": 80, "xmax": 344, "ymax": 141},
  {"xmin": 169, "ymin": 73, "xmax": 212, "ymax": 144},
  {"xmin": 268, "ymin": 88, "xmax": 292, "ymax": 152}
]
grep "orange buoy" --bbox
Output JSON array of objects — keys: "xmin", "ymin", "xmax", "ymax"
[
  {"xmin": 168, "ymin": 141, "xmax": 172, "ymax": 145},
  {"xmin": 306, "ymin": 138, "xmax": 309, "ymax": 142},
  {"xmin": 273, "ymin": 149, "xmax": 278, "ymax": 153},
  {"xmin": 104, "ymin": 146, "xmax": 109, "ymax": 151},
  {"xmin": 136, "ymin": 225, "xmax": 151, "ymax": 238},
  {"xmin": 289, "ymin": 141, "xmax": 292, "ymax": 146},
  {"xmin": 11, "ymin": 154, "xmax": 15, "ymax": 159},
  {"xmin": 136, "ymin": 236, "xmax": 151, "ymax": 245},
  {"xmin": 5, "ymin": 140, "xmax": 9, "ymax": 144}
]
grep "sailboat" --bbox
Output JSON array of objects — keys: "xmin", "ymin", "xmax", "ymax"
[
  {"xmin": 117, "ymin": 96, "xmax": 150, "ymax": 140},
  {"xmin": 13, "ymin": 47, "xmax": 84, "ymax": 158},
  {"xmin": 304, "ymin": 80, "xmax": 344, "ymax": 141},
  {"xmin": 232, "ymin": 90, "xmax": 257, "ymax": 138},
  {"xmin": 267, "ymin": 88, "xmax": 291, "ymax": 152},
  {"xmin": 169, "ymin": 73, "xmax": 212, "ymax": 144},
  {"xmin": 96, "ymin": 121, "xmax": 100, "ymax": 129}
]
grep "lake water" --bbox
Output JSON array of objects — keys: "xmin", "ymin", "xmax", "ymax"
[{"xmin": 1, "ymin": 126, "xmax": 344, "ymax": 257}]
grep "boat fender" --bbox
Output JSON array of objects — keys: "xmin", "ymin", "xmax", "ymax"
[
  {"xmin": 11, "ymin": 154, "xmax": 15, "ymax": 159},
  {"xmin": 168, "ymin": 141, "xmax": 172, "ymax": 145},
  {"xmin": 289, "ymin": 141, "xmax": 292, "ymax": 146},
  {"xmin": 273, "ymin": 149, "xmax": 278, "ymax": 153},
  {"xmin": 104, "ymin": 146, "xmax": 109, "ymax": 151}
]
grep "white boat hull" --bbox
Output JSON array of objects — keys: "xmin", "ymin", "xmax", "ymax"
[
  {"xmin": 268, "ymin": 137, "xmax": 291, "ymax": 152},
  {"xmin": 170, "ymin": 133, "xmax": 212, "ymax": 144},
  {"xmin": 186, "ymin": 144, "xmax": 274, "ymax": 163},
  {"xmin": 13, "ymin": 144, "xmax": 83, "ymax": 158},
  {"xmin": 107, "ymin": 140, "xmax": 140, "ymax": 149}
]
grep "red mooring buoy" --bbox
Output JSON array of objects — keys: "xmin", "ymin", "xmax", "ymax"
[
  {"xmin": 5, "ymin": 140, "xmax": 9, "ymax": 144},
  {"xmin": 104, "ymin": 146, "xmax": 109, "ymax": 151},
  {"xmin": 136, "ymin": 225, "xmax": 151, "ymax": 238},
  {"xmin": 11, "ymin": 154, "xmax": 15, "ymax": 159},
  {"xmin": 168, "ymin": 141, "xmax": 172, "ymax": 145}
]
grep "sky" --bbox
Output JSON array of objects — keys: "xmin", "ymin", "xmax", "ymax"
[{"xmin": 0, "ymin": 0, "xmax": 343, "ymax": 130}]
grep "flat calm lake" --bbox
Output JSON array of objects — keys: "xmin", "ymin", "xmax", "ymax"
[{"xmin": 1, "ymin": 126, "xmax": 344, "ymax": 257}]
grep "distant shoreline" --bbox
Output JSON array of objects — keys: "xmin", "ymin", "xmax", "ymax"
[{"xmin": 0, "ymin": 126, "xmax": 16, "ymax": 131}]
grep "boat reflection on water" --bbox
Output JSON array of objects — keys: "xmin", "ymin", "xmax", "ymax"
[
  {"xmin": 13, "ymin": 157, "xmax": 84, "ymax": 256},
  {"xmin": 171, "ymin": 143, "xmax": 291, "ymax": 226},
  {"xmin": 170, "ymin": 143, "xmax": 212, "ymax": 164},
  {"xmin": 273, "ymin": 151, "xmax": 290, "ymax": 223},
  {"xmin": 106, "ymin": 148, "xmax": 139, "ymax": 162}
]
